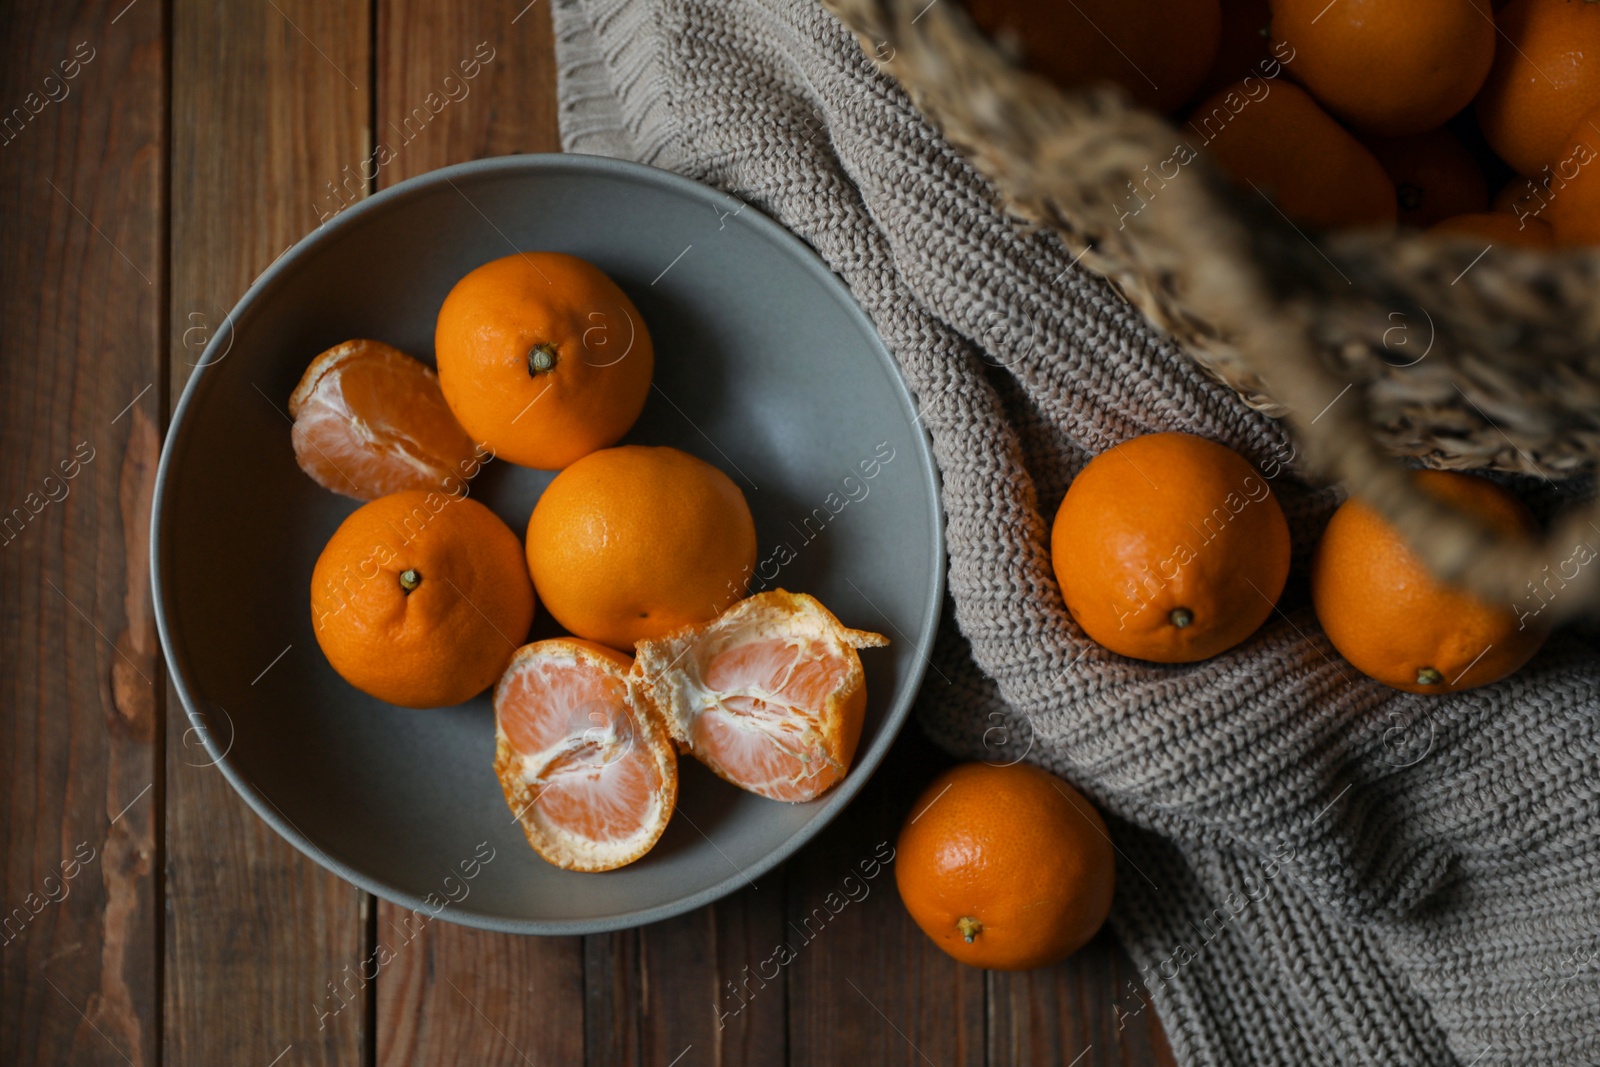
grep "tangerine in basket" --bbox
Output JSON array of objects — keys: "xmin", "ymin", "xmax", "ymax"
[
  {"xmin": 632, "ymin": 590, "xmax": 888, "ymax": 803},
  {"xmin": 434, "ymin": 251, "xmax": 653, "ymax": 471},
  {"xmin": 525, "ymin": 445, "xmax": 757, "ymax": 650},
  {"xmin": 1477, "ymin": 0, "xmax": 1600, "ymax": 177},
  {"xmin": 310, "ymin": 490, "xmax": 535, "ymax": 708},
  {"xmin": 1269, "ymin": 0, "xmax": 1495, "ymax": 136},
  {"xmin": 288, "ymin": 339, "xmax": 484, "ymax": 501},
  {"xmin": 1310, "ymin": 471, "xmax": 1548, "ymax": 694},
  {"xmin": 1430, "ymin": 211, "xmax": 1554, "ymax": 247},
  {"xmin": 494, "ymin": 638, "xmax": 677, "ymax": 872},
  {"xmin": 1528, "ymin": 104, "xmax": 1600, "ymax": 244},
  {"xmin": 1364, "ymin": 129, "xmax": 1489, "ymax": 229},
  {"xmin": 964, "ymin": 0, "xmax": 1222, "ymax": 114},
  {"xmin": 1050, "ymin": 432, "xmax": 1291, "ymax": 663},
  {"xmin": 896, "ymin": 762, "xmax": 1115, "ymax": 971},
  {"xmin": 1189, "ymin": 80, "xmax": 1397, "ymax": 229}
]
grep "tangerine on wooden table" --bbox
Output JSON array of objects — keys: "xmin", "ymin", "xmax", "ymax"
[
  {"xmin": 964, "ymin": 0, "xmax": 1222, "ymax": 114},
  {"xmin": 1269, "ymin": 0, "xmax": 1496, "ymax": 136},
  {"xmin": 896, "ymin": 762, "xmax": 1115, "ymax": 971},
  {"xmin": 288, "ymin": 339, "xmax": 483, "ymax": 500},
  {"xmin": 1051, "ymin": 432, "xmax": 1291, "ymax": 663},
  {"xmin": 310, "ymin": 490, "xmax": 535, "ymax": 708},
  {"xmin": 1364, "ymin": 129, "xmax": 1489, "ymax": 229},
  {"xmin": 494, "ymin": 638, "xmax": 677, "ymax": 871},
  {"xmin": 434, "ymin": 251, "xmax": 653, "ymax": 471},
  {"xmin": 1189, "ymin": 80, "xmax": 1397, "ymax": 229},
  {"xmin": 632, "ymin": 590, "xmax": 888, "ymax": 803},
  {"xmin": 1310, "ymin": 471, "xmax": 1548, "ymax": 694},
  {"xmin": 525, "ymin": 445, "xmax": 756, "ymax": 650},
  {"xmin": 1430, "ymin": 211, "xmax": 1555, "ymax": 246},
  {"xmin": 1477, "ymin": 0, "xmax": 1600, "ymax": 177}
]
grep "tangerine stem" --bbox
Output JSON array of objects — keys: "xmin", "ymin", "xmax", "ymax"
[
  {"xmin": 399, "ymin": 569, "xmax": 421, "ymax": 594},
  {"xmin": 957, "ymin": 916, "xmax": 983, "ymax": 943},
  {"xmin": 1416, "ymin": 666, "xmax": 1443, "ymax": 686},
  {"xmin": 528, "ymin": 343, "xmax": 558, "ymax": 376},
  {"xmin": 1169, "ymin": 607, "xmax": 1194, "ymax": 629}
]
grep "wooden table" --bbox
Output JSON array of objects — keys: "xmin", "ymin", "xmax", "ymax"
[{"xmin": 1, "ymin": 2, "xmax": 1176, "ymax": 1063}]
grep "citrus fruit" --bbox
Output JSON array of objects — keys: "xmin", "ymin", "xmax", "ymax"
[
  {"xmin": 1270, "ymin": 0, "xmax": 1495, "ymax": 136},
  {"xmin": 288, "ymin": 339, "xmax": 483, "ymax": 501},
  {"xmin": 1050, "ymin": 431, "xmax": 1291, "ymax": 663},
  {"xmin": 1189, "ymin": 80, "xmax": 1398, "ymax": 228},
  {"xmin": 895, "ymin": 762, "xmax": 1115, "ymax": 971},
  {"xmin": 964, "ymin": 0, "xmax": 1222, "ymax": 114},
  {"xmin": 632, "ymin": 590, "xmax": 887, "ymax": 802},
  {"xmin": 310, "ymin": 490, "xmax": 536, "ymax": 708},
  {"xmin": 434, "ymin": 251, "xmax": 653, "ymax": 470},
  {"xmin": 1365, "ymin": 129, "xmax": 1490, "ymax": 228},
  {"xmin": 1529, "ymin": 104, "xmax": 1600, "ymax": 243},
  {"xmin": 1195, "ymin": 0, "xmax": 1274, "ymax": 101},
  {"xmin": 494, "ymin": 638, "xmax": 677, "ymax": 871},
  {"xmin": 526, "ymin": 445, "xmax": 757, "ymax": 650},
  {"xmin": 1492, "ymin": 173, "xmax": 1561, "ymax": 229},
  {"xmin": 1310, "ymin": 470, "xmax": 1547, "ymax": 694},
  {"xmin": 1431, "ymin": 211, "xmax": 1555, "ymax": 246},
  {"xmin": 1477, "ymin": 0, "xmax": 1600, "ymax": 176}
]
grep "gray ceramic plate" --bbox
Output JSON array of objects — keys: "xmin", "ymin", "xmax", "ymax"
[{"xmin": 152, "ymin": 154, "xmax": 944, "ymax": 934}]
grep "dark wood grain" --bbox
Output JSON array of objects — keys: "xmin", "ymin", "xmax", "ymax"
[
  {"xmin": 785, "ymin": 728, "xmax": 986, "ymax": 1067},
  {"xmin": 0, "ymin": 0, "xmax": 163, "ymax": 1064},
  {"xmin": 164, "ymin": 1, "xmax": 371, "ymax": 1063},
  {"xmin": 377, "ymin": 918, "xmax": 584, "ymax": 1067},
  {"xmin": 988, "ymin": 934, "xmax": 1178, "ymax": 1067}
]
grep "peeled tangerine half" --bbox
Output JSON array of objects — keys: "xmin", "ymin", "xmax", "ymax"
[
  {"xmin": 633, "ymin": 591, "xmax": 889, "ymax": 803},
  {"xmin": 289, "ymin": 339, "xmax": 483, "ymax": 501},
  {"xmin": 494, "ymin": 639, "xmax": 678, "ymax": 872}
]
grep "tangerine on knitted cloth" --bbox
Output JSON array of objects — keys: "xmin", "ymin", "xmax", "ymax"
[{"xmin": 550, "ymin": 1, "xmax": 1600, "ymax": 1063}]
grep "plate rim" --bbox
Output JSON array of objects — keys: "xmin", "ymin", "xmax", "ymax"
[{"xmin": 151, "ymin": 151, "xmax": 947, "ymax": 935}]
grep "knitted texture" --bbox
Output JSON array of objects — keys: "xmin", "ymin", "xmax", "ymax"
[{"xmin": 550, "ymin": 2, "xmax": 1600, "ymax": 1063}]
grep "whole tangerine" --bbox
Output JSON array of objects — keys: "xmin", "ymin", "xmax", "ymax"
[
  {"xmin": 896, "ymin": 762, "xmax": 1115, "ymax": 971},
  {"xmin": 1310, "ymin": 470, "xmax": 1548, "ymax": 694},
  {"xmin": 1189, "ymin": 80, "xmax": 1397, "ymax": 229},
  {"xmin": 1477, "ymin": 0, "xmax": 1600, "ymax": 176},
  {"xmin": 434, "ymin": 252, "xmax": 653, "ymax": 471},
  {"xmin": 1528, "ymin": 102, "xmax": 1600, "ymax": 243},
  {"xmin": 964, "ymin": 0, "xmax": 1222, "ymax": 114},
  {"xmin": 526, "ymin": 445, "xmax": 757, "ymax": 650},
  {"xmin": 1051, "ymin": 432, "xmax": 1291, "ymax": 663},
  {"xmin": 1364, "ymin": 128, "xmax": 1490, "ymax": 229},
  {"xmin": 1270, "ymin": 0, "xmax": 1495, "ymax": 136},
  {"xmin": 310, "ymin": 490, "xmax": 535, "ymax": 707}
]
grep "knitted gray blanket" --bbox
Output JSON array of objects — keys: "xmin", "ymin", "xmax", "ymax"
[{"xmin": 550, "ymin": 2, "xmax": 1600, "ymax": 1063}]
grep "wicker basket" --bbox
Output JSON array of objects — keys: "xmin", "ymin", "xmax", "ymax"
[{"xmin": 824, "ymin": 0, "xmax": 1600, "ymax": 621}]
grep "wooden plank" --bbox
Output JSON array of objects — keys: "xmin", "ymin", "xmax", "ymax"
[
  {"xmin": 164, "ymin": 1, "xmax": 371, "ymax": 1063},
  {"xmin": 373, "ymin": 0, "xmax": 560, "ymax": 178},
  {"xmin": 378, "ymin": 918, "xmax": 584, "ymax": 1067},
  {"xmin": 987, "ymin": 933, "xmax": 1178, "ymax": 1067},
  {"xmin": 785, "ymin": 729, "xmax": 985, "ymax": 1067},
  {"xmin": 637, "ymin": 890, "xmax": 789, "ymax": 1067},
  {"xmin": 368, "ymin": 5, "xmax": 582, "ymax": 1064},
  {"xmin": 0, "ymin": 0, "xmax": 164, "ymax": 1064}
]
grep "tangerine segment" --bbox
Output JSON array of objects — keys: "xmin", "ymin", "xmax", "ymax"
[
  {"xmin": 494, "ymin": 639, "xmax": 677, "ymax": 872},
  {"xmin": 289, "ymin": 339, "xmax": 483, "ymax": 501},
  {"xmin": 633, "ymin": 591, "xmax": 888, "ymax": 803}
]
